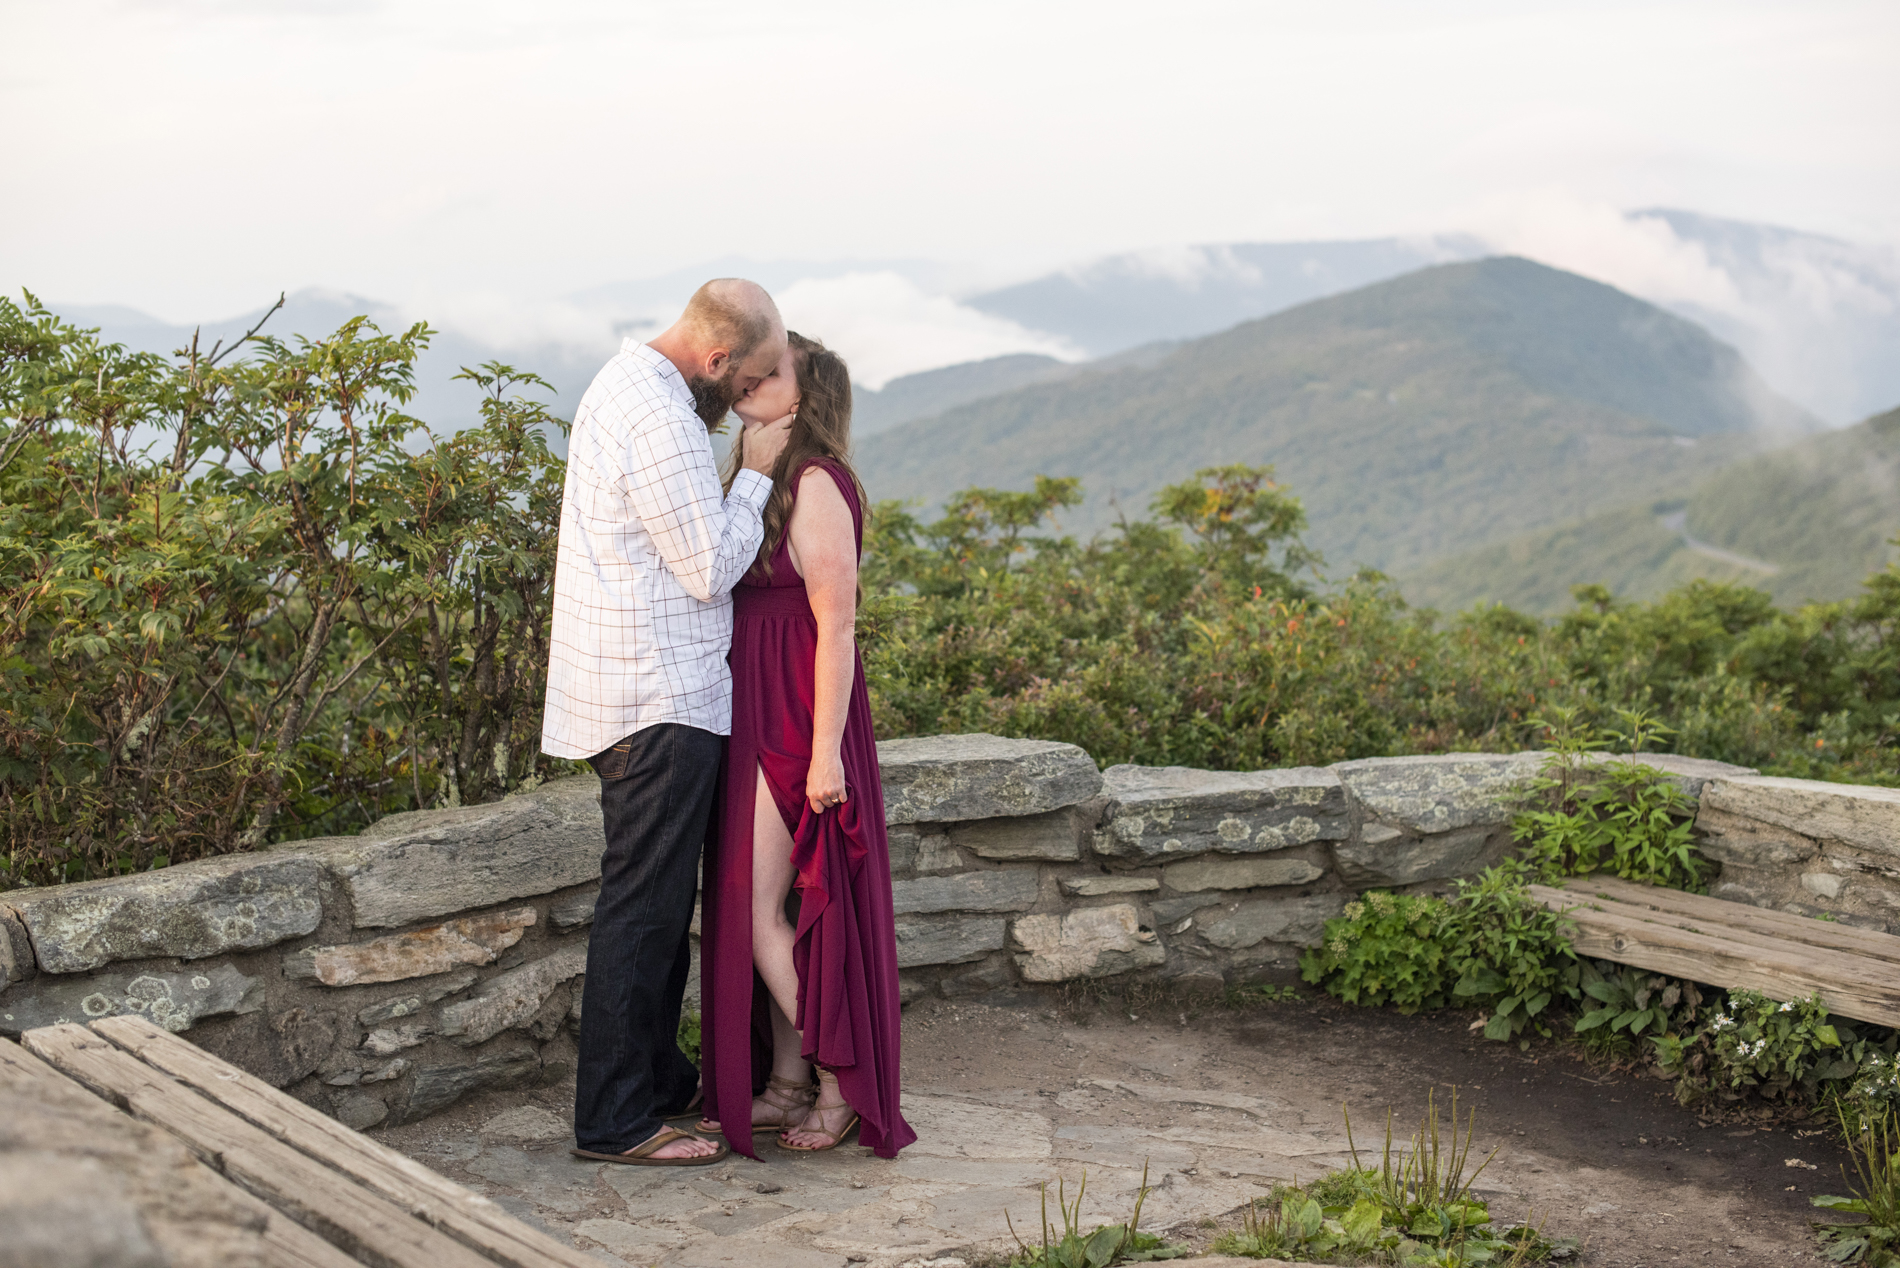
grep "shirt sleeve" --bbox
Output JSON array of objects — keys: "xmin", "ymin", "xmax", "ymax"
[{"xmin": 621, "ymin": 406, "xmax": 771, "ymax": 602}]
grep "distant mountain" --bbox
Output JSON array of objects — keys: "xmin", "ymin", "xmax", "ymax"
[
  {"xmin": 968, "ymin": 212, "xmax": 1900, "ymax": 426},
  {"xmin": 853, "ymin": 354, "xmax": 1076, "ymax": 436},
  {"xmin": 857, "ymin": 257, "xmax": 1818, "ymax": 577},
  {"xmin": 965, "ymin": 237, "xmax": 1485, "ymax": 357},
  {"xmin": 1635, "ymin": 210, "xmax": 1900, "ymax": 425},
  {"xmin": 1404, "ymin": 404, "xmax": 1900, "ymax": 613},
  {"xmin": 52, "ymin": 290, "xmax": 607, "ymax": 441}
]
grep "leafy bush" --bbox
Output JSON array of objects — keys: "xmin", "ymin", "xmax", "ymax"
[
  {"xmin": 1511, "ymin": 709, "xmax": 1706, "ymax": 891},
  {"xmin": 0, "ymin": 295, "xmax": 571, "ymax": 885},
  {"xmin": 1439, "ymin": 866, "xmax": 1581, "ymax": 1043},
  {"xmin": 1300, "ymin": 870, "xmax": 1579, "ymax": 1044},
  {"xmin": 1300, "ymin": 892, "xmax": 1454, "ymax": 1012},
  {"xmin": 1572, "ymin": 961, "xmax": 1705, "ymax": 1059},
  {"xmin": 1654, "ymin": 990, "xmax": 1861, "ymax": 1104}
]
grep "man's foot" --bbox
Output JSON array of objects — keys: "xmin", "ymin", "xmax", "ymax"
[{"xmin": 631, "ymin": 1126, "xmax": 720, "ymax": 1160}]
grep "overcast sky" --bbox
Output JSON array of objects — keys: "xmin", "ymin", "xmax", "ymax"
[{"xmin": 4, "ymin": 0, "xmax": 1896, "ymax": 338}]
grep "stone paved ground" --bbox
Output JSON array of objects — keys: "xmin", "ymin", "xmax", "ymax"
[{"xmin": 370, "ymin": 992, "xmax": 1847, "ymax": 1268}]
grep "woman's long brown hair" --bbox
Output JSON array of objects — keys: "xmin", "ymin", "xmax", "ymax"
[{"xmin": 722, "ymin": 331, "xmax": 868, "ymax": 577}]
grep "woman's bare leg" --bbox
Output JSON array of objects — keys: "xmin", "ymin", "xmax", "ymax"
[
  {"xmin": 751, "ymin": 766, "xmax": 814, "ymax": 1089},
  {"xmin": 697, "ymin": 768, "xmax": 816, "ymax": 1136}
]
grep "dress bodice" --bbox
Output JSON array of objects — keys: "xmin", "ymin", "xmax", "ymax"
[{"xmin": 739, "ymin": 458, "xmax": 864, "ymax": 591}]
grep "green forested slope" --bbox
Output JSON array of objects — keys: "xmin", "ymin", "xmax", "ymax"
[
  {"xmin": 857, "ymin": 258, "xmax": 1813, "ymax": 576},
  {"xmin": 1404, "ymin": 405, "xmax": 1900, "ymax": 613},
  {"xmin": 1686, "ymin": 405, "xmax": 1900, "ymax": 602}
]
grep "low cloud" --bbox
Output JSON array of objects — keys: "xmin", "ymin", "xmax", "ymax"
[
  {"xmin": 1464, "ymin": 189, "xmax": 1746, "ymax": 314},
  {"xmin": 774, "ymin": 271, "xmax": 1084, "ymax": 389}
]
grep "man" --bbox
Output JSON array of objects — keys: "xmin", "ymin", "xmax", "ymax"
[{"xmin": 543, "ymin": 279, "xmax": 791, "ymax": 1165}]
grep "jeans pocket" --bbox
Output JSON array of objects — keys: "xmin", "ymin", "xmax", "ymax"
[{"xmin": 589, "ymin": 739, "xmax": 633, "ymax": 781}]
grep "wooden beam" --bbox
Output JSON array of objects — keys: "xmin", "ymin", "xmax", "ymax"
[
  {"xmin": 1528, "ymin": 888, "xmax": 1900, "ymax": 1027},
  {"xmin": 1, "ymin": 1037, "xmax": 362, "ymax": 1268},
  {"xmin": 22, "ymin": 1024, "xmax": 497, "ymax": 1268},
  {"xmin": 89, "ymin": 1015, "xmax": 602, "ymax": 1268},
  {"xmin": 1560, "ymin": 876, "xmax": 1900, "ymax": 965},
  {"xmin": 1534, "ymin": 886, "xmax": 1900, "ymax": 992}
]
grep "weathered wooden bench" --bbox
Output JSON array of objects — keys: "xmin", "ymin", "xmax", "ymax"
[
  {"xmin": 2, "ymin": 1015, "xmax": 604, "ymax": 1268},
  {"xmin": 1529, "ymin": 875, "xmax": 1900, "ymax": 1027}
]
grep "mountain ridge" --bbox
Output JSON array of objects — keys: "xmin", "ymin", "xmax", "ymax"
[{"xmin": 856, "ymin": 257, "xmax": 1816, "ymax": 577}]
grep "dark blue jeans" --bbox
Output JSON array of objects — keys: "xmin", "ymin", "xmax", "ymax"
[{"xmin": 573, "ymin": 722, "xmax": 722, "ymax": 1154}]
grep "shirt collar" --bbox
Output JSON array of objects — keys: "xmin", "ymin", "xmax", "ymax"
[{"xmin": 624, "ymin": 338, "xmax": 694, "ymax": 409}]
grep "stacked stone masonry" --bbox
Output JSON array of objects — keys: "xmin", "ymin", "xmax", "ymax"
[{"xmin": 2, "ymin": 734, "xmax": 1893, "ymax": 1131}]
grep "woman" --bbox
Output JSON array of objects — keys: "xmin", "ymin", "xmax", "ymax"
[{"xmin": 696, "ymin": 333, "xmax": 915, "ymax": 1159}]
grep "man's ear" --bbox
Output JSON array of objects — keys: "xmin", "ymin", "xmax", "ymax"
[{"xmin": 704, "ymin": 348, "xmax": 732, "ymax": 378}]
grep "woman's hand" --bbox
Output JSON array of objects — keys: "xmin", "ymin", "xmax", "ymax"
[{"xmin": 806, "ymin": 748, "xmax": 848, "ymax": 815}]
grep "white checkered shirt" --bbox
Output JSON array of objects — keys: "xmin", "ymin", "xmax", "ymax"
[{"xmin": 541, "ymin": 339, "xmax": 771, "ymax": 759}]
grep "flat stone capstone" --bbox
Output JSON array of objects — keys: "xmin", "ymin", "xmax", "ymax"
[
  {"xmin": 1332, "ymin": 752, "xmax": 1547, "ymax": 835},
  {"xmin": 876, "ymin": 734, "xmax": 1102, "ymax": 824},
  {"xmin": 3, "ymin": 854, "xmax": 323, "ymax": 974},
  {"xmin": 1094, "ymin": 765, "xmax": 1346, "ymax": 861},
  {"xmin": 304, "ymin": 776, "xmax": 604, "ymax": 928},
  {"xmin": 1702, "ymin": 776, "xmax": 1900, "ymax": 861}
]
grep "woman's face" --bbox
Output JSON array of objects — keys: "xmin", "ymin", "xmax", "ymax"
[{"xmin": 734, "ymin": 346, "xmax": 799, "ymax": 425}]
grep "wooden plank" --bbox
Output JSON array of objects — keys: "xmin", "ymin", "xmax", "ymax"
[
  {"xmin": 0, "ymin": 1038, "xmax": 361, "ymax": 1268},
  {"xmin": 1529, "ymin": 892, "xmax": 1900, "ymax": 1026},
  {"xmin": 22, "ymin": 1023, "xmax": 497, "ymax": 1268},
  {"xmin": 90, "ymin": 1015, "xmax": 601, "ymax": 1268},
  {"xmin": 1558, "ymin": 875, "xmax": 1900, "ymax": 964},
  {"xmin": 1531, "ymin": 884, "xmax": 1900, "ymax": 992}
]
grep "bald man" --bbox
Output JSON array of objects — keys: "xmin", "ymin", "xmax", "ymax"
[{"xmin": 544, "ymin": 280, "xmax": 791, "ymax": 1165}]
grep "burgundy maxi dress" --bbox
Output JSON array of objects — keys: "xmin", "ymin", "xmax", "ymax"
[{"xmin": 700, "ymin": 458, "xmax": 915, "ymax": 1160}]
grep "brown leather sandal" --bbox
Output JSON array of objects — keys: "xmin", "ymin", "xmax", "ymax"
[
  {"xmin": 775, "ymin": 1068, "xmax": 859, "ymax": 1153},
  {"xmin": 696, "ymin": 1073, "xmax": 816, "ymax": 1136},
  {"xmin": 571, "ymin": 1125, "xmax": 730, "ymax": 1167}
]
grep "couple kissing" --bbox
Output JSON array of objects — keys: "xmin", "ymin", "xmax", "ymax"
[{"xmin": 541, "ymin": 279, "xmax": 915, "ymax": 1166}]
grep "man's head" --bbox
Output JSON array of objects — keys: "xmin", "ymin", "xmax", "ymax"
[{"xmin": 649, "ymin": 279, "xmax": 787, "ymax": 426}]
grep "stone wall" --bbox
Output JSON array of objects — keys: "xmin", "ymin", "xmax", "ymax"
[{"xmin": 2, "ymin": 734, "xmax": 1894, "ymax": 1130}]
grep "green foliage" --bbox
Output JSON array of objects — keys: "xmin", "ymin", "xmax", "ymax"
[
  {"xmin": 0, "ymin": 292, "xmax": 571, "ymax": 884},
  {"xmin": 1300, "ymin": 892, "xmax": 1453, "ymax": 1012},
  {"xmin": 1214, "ymin": 1091, "xmax": 1575, "ymax": 1264},
  {"xmin": 1572, "ymin": 961, "xmax": 1704, "ymax": 1059},
  {"xmin": 1440, "ymin": 867, "xmax": 1581, "ymax": 1043},
  {"xmin": 676, "ymin": 1009, "xmax": 702, "ymax": 1068},
  {"xmin": 1300, "ymin": 872, "xmax": 1579, "ymax": 1044},
  {"xmin": 1653, "ymin": 990, "xmax": 1862, "ymax": 1105},
  {"xmin": 1813, "ymin": 1105, "xmax": 1900, "ymax": 1267},
  {"xmin": 1511, "ymin": 710, "xmax": 1707, "ymax": 891},
  {"xmin": 1006, "ymin": 1165, "xmax": 1189, "ymax": 1267}
]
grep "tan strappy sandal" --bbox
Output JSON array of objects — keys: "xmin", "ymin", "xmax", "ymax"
[
  {"xmin": 697, "ymin": 1073, "xmax": 816, "ymax": 1136},
  {"xmin": 775, "ymin": 1067, "xmax": 859, "ymax": 1153}
]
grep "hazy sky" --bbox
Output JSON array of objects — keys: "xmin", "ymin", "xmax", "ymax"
[{"xmin": 4, "ymin": 0, "xmax": 1896, "ymax": 332}]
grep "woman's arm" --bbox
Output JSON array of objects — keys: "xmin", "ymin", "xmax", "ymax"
[{"xmin": 787, "ymin": 468, "xmax": 859, "ymax": 815}]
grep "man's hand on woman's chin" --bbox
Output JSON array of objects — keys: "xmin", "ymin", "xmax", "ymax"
[{"xmin": 741, "ymin": 414, "xmax": 794, "ymax": 474}]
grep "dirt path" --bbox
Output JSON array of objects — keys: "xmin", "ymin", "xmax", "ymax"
[{"xmin": 370, "ymin": 991, "xmax": 1851, "ymax": 1267}]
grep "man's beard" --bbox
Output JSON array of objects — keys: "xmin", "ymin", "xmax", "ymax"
[{"xmin": 686, "ymin": 369, "xmax": 743, "ymax": 426}]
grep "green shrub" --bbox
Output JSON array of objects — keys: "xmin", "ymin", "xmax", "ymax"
[
  {"xmin": 1301, "ymin": 868, "xmax": 1579, "ymax": 1044},
  {"xmin": 1654, "ymin": 990, "xmax": 1859, "ymax": 1104},
  {"xmin": 1572, "ymin": 961, "xmax": 1705, "ymax": 1060},
  {"xmin": 1299, "ymin": 892, "xmax": 1454, "ymax": 1012},
  {"xmin": 1439, "ymin": 866, "xmax": 1581, "ymax": 1043},
  {"xmin": 1511, "ymin": 709, "xmax": 1707, "ymax": 891}
]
